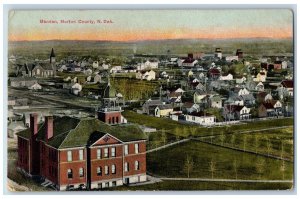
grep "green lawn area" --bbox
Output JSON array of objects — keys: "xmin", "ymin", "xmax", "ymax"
[
  {"xmin": 147, "ymin": 141, "xmax": 293, "ymax": 181},
  {"xmin": 110, "ymin": 181, "xmax": 293, "ymax": 191},
  {"xmin": 123, "ymin": 110, "xmax": 293, "ymax": 138},
  {"xmin": 201, "ymin": 127, "xmax": 294, "ymax": 161}
]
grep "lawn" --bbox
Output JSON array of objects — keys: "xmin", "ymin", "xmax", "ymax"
[
  {"xmin": 110, "ymin": 180, "xmax": 293, "ymax": 191},
  {"xmin": 146, "ymin": 141, "xmax": 293, "ymax": 181},
  {"xmin": 200, "ymin": 127, "xmax": 294, "ymax": 161}
]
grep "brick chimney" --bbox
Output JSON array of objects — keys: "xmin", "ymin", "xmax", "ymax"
[
  {"xmin": 30, "ymin": 113, "xmax": 38, "ymax": 136},
  {"xmin": 45, "ymin": 116, "xmax": 54, "ymax": 140}
]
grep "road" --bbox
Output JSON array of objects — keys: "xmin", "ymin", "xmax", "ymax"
[{"xmin": 159, "ymin": 177, "xmax": 293, "ymax": 183}]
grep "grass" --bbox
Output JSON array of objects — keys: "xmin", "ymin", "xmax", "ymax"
[
  {"xmin": 110, "ymin": 181, "xmax": 293, "ymax": 191},
  {"xmin": 146, "ymin": 140, "xmax": 293, "ymax": 181},
  {"xmin": 201, "ymin": 127, "xmax": 294, "ymax": 161}
]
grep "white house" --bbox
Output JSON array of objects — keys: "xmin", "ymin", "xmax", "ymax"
[
  {"xmin": 92, "ymin": 61, "xmax": 99, "ymax": 68},
  {"xmin": 94, "ymin": 74, "xmax": 101, "ymax": 83},
  {"xmin": 219, "ymin": 73, "xmax": 233, "ymax": 81},
  {"xmin": 255, "ymin": 82, "xmax": 264, "ymax": 91},
  {"xmin": 110, "ymin": 66, "xmax": 122, "ymax": 73},
  {"xmin": 154, "ymin": 104, "xmax": 173, "ymax": 117},
  {"xmin": 185, "ymin": 112, "xmax": 216, "ymax": 126},
  {"xmin": 136, "ymin": 70, "xmax": 156, "ymax": 81},
  {"xmin": 177, "ymin": 58, "xmax": 185, "ymax": 67},
  {"xmin": 235, "ymin": 88, "xmax": 250, "ymax": 96},
  {"xmin": 226, "ymin": 56, "xmax": 239, "ymax": 62},
  {"xmin": 254, "ymin": 69, "xmax": 267, "ymax": 82},
  {"xmin": 71, "ymin": 83, "xmax": 82, "ymax": 95},
  {"xmin": 137, "ymin": 60, "xmax": 159, "ymax": 71},
  {"xmin": 28, "ymin": 82, "xmax": 42, "ymax": 90}
]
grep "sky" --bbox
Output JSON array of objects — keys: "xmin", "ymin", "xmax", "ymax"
[{"xmin": 8, "ymin": 9, "xmax": 293, "ymax": 41}]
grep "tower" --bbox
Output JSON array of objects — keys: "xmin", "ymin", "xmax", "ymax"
[
  {"xmin": 96, "ymin": 77, "xmax": 123, "ymax": 125},
  {"xmin": 50, "ymin": 48, "xmax": 56, "ymax": 76}
]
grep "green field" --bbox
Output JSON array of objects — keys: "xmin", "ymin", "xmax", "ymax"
[
  {"xmin": 110, "ymin": 181, "xmax": 293, "ymax": 191},
  {"xmin": 201, "ymin": 127, "xmax": 294, "ymax": 161},
  {"xmin": 147, "ymin": 141, "xmax": 293, "ymax": 181}
]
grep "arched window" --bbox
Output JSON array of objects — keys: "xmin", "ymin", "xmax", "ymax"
[
  {"xmin": 111, "ymin": 164, "xmax": 116, "ymax": 174},
  {"xmin": 135, "ymin": 161, "xmax": 139, "ymax": 170},
  {"xmin": 97, "ymin": 167, "xmax": 102, "ymax": 176},
  {"xmin": 79, "ymin": 168, "xmax": 84, "ymax": 177},
  {"xmin": 67, "ymin": 169, "xmax": 73, "ymax": 179}
]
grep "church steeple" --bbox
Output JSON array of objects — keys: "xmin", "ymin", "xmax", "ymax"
[{"xmin": 50, "ymin": 48, "xmax": 56, "ymax": 64}]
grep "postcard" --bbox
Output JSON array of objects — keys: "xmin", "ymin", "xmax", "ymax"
[{"xmin": 6, "ymin": 8, "xmax": 294, "ymax": 192}]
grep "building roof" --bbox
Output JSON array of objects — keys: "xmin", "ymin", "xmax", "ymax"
[
  {"xmin": 189, "ymin": 111, "xmax": 213, "ymax": 117},
  {"xmin": 156, "ymin": 104, "xmax": 173, "ymax": 110},
  {"xmin": 17, "ymin": 117, "xmax": 146, "ymax": 149},
  {"xmin": 208, "ymin": 68, "xmax": 220, "ymax": 74},
  {"xmin": 224, "ymin": 105, "xmax": 245, "ymax": 112},
  {"xmin": 281, "ymin": 80, "xmax": 293, "ymax": 88},
  {"xmin": 261, "ymin": 103, "xmax": 274, "ymax": 109}
]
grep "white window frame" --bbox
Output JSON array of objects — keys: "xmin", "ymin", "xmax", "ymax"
[
  {"xmin": 79, "ymin": 168, "xmax": 84, "ymax": 177},
  {"xmin": 97, "ymin": 167, "xmax": 102, "ymax": 176},
  {"xmin": 104, "ymin": 148, "xmax": 109, "ymax": 158},
  {"xmin": 124, "ymin": 145, "xmax": 129, "ymax": 155},
  {"xmin": 67, "ymin": 151, "xmax": 72, "ymax": 162},
  {"xmin": 134, "ymin": 143, "xmax": 139, "ymax": 154},
  {"xmin": 105, "ymin": 166, "xmax": 109, "ymax": 175},
  {"xmin": 97, "ymin": 149, "xmax": 101, "ymax": 159},
  {"xmin": 79, "ymin": 149, "xmax": 84, "ymax": 160},
  {"xmin": 124, "ymin": 162, "xmax": 129, "ymax": 172},
  {"xmin": 111, "ymin": 164, "xmax": 116, "ymax": 174},
  {"xmin": 111, "ymin": 147, "xmax": 116, "ymax": 157},
  {"xmin": 135, "ymin": 161, "xmax": 139, "ymax": 170}
]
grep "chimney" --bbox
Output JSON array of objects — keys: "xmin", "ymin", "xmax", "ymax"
[
  {"xmin": 30, "ymin": 113, "xmax": 38, "ymax": 136},
  {"xmin": 45, "ymin": 116, "xmax": 54, "ymax": 140}
]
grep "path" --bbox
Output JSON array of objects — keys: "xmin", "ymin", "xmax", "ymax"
[{"xmin": 159, "ymin": 177, "xmax": 293, "ymax": 183}]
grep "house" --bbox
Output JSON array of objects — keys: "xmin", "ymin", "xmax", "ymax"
[
  {"xmin": 182, "ymin": 102, "xmax": 200, "ymax": 114},
  {"xmin": 136, "ymin": 70, "xmax": 156, "ymax": 81},
  {"xmin": 214, "ymin": 48, "xmax": 222, "ymax": 59},
  {"xmin": 83, "ymin": 68, "xmax": 93, "ymax": 75},
  {"xmin": 255, "ymin": 82, "xmax": 264, "ymax": 91},
  {"xmin": 142, "ymin": 99, "xmax": 163, "ymax": 115},
  {"xmin": 258, "ymin": 100, "xmax": 283, "ymax": 118},
  {"xmin": 281, "ymin": 80, "xmax": 293, "ymax": 97},
  {"xmin": 110, "ymin": 66, "xmax": 122, "ymax": 73},
  {"xmin": 227, "ymin": 95, "xmax": 244, "ymax": 106},
  {"xmin": 194, "ymin": 90, "xmax": 208, "ymax": 104},
  {"xmin": 223, "ymin": 105, "xmax": 251, "ymax": 121},
  {"xmin": 188, "ymin": 70, "xmax": 194, "ymax": 77},
  {"xmin": 58, "ymin": 65, "xmax": 68, "ymax": 72},
  {"xmin": 16, "ymin": 114, "xmax": 147, "ymax": 190},
  {"xmin": 8, "ymin": 121, "xmax": 27, "ymax": 138},
  {"xmin": 71, "ymin": 83, "xmax": 82, "ymax": 95},
  {"xmin": 182, "ymin": 58, "xmax": 198, "ymax": 67},
  {"xmin": 209, "ymin": 95, "xmax": 222, "ymax": 109},
  {"xmin": 185, "ymin": 111, "xmax": 216, "ymax": 126},
  {"xmin": 225, "ymin": 56, "xmax": 239, "ymax": 62},
  {"xmin": 274, "ymin": 60, "xmax": 282, "ymax": 70},
  {"xmin": 31, "ymin": 63, "xmax": 55, "ymax": 77},
  {"xmin": 137, "ymin": 60, "xmax": 159, "ymax": 70},
  {"xmin": 233, "ymin": 87, "xmax": 250, "ymax": 96},
  {"xmin": 92, "ymin": 61, "xmax": 99, "ymax": 68},
  {"xmin": 94, "ymin": 74, "xmax": 102, "ymax": 83},
  {"xmin": 236, "ymin": 49, "xmax": 243, "ymax": 59},
  {"xmin": 9, "ymin": 77, "xmax": 38, "ymax": 88},
  {"xmin": 28, "ymin": 82, "xmax": 42, "ymax": 90},
  {"xmin": 208, "ymin": 68, "xmax": 221, "ymax": 79},
  {"xmin": 253, "ymin": 70, "xmax": 267, "ymax": 82},
  {"xmin": 240, "ymin": 94, "xmax": 256, "ymax": 106},
  {"xmin": 219, "ymin": 73, "xmax": 233, "ymax": 81},
  {"xmin": 257, "ymin": 92, "xmax": 273, "ymax": 103},
  {"xmin": 154, "ymin": 104, "xmax": 173, "ymax": 117},
  {"xmin": 236, "ymin": 76, "xmax": 247, "ymax": 84}
]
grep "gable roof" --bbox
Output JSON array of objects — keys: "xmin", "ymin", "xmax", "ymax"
[
  {"xmin": 156, "ymin": 104, "xmax": 173, "ymax": 110},
  {"xmin": 281, "ymin": 80, "xmax": 293, "ymax": 88},
  {"xmin": 17, "ymin": 117, "xmax": 146, "ymax": 149}
]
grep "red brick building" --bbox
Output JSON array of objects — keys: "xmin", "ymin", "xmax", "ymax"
[{"xmin": 17, "ymin": 114, "xmax": 147, "ymax": 190}]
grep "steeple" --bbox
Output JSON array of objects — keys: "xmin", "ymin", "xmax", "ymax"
[{"xmin": 50, "ymin": 48, "xmax": 56, "ymax": 64}]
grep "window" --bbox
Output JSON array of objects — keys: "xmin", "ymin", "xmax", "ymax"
[
  {"xmin": 97, "ymin": 149, "xmax": 101, "ymax": 159},
  {"xmin": 67, "ymin": 169, "xmax": 73, "ymax": 179},
  {"xmin": 104, "ymin": 148, "xmax": 109, "ymax": 158},
  {"xmin": 97, "ymin": 167, "xmax": 102, "ymax": 176},
  {"xmin": 124, "ymin": 145, "xmax": 129, "ymax": 155},
  {"xmin": 111, "ymin": 164, "xmax": 116, "ymax": 174},
  {"xmin": 79, "ymin": 149, "xmax": 84, "ymax": 160},
  {"xmin": 79, "ymin": 168, "xmax": 84, "ymax": 177},
  {"xmin": 135, "ymin": 143, "xmax": 139, "ymax": 154},
  {"xmin": 124, "ymin": 162, "xmax": 129, "ymax": 172},
  {"xmin": 111, "ymin": 147, "xmax": 116, "ymax": 157},
  {"xmin": 67, "ymin": 151, "xmax": 72, "ymax": 162},
  {"xmin": 135, "ymin": 161, "xmax": 140, "ymax": 170},
  {"xmin": 112, "ymin": 181, "xmax": 116, "ymax": 187},
  {"xmin": 105, "ymin": 166, "xmax": 109, "ymax": 175}
]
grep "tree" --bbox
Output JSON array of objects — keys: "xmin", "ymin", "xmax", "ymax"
[
  {"xmin": 219, "ymin": 132, "xmax": 226, "ymax": 146},
  {"xmin": 254, "ymin": 135, "xmax": 259, "ymax": 154},
  {"xmin": 230, "ymin": 133, "xmax": 236, "ymax": 148},
  {"xmin": 243, "ymin": 134, "xmax": 248, "ymax": 152},
  {"xmin": 183, "ymin": 155, "xmax": 194, "ymax": 178},
  {"xmin": 266, "ymin": 138, "xmax": 272, "ymax": 156},
  {"xmin": 209, "ymin": 159, "xmax": 216, "ymax": 179},
  {"xmin": 255, "ymin": 158, "xmax": 265, "ymax": 179},
  {"xmin": 161, "ymin": 129, "xmax": 167, "ymax": 145},
  {"xmin": 233, "ymin": 158, "xmax": 238, "ymax": 179},
  {"xmin": 280, "ymin": 160, "xmax": 286, "ymax": 180}
]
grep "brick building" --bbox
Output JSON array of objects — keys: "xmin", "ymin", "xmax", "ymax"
[{"xmin": 17, "ymin": 114, "xmax": 147, "ymax": 190}]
